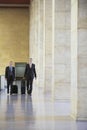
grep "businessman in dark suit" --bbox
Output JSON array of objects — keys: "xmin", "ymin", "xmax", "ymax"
[
  {"xmin": 5, "ymin": 61, "xmax": 15, "ymax": 94},
  {"xmin": 24, "ymin": 58, "xmax": 37, "ymax": 95}
]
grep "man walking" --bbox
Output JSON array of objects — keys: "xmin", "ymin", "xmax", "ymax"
[
  {"xmin": 5, "ymin": 61, "xmax": 15, "ymax": 94},
  {"xmin": 24, "ymin": 58, "xmax": 37, "ymax": 96}
]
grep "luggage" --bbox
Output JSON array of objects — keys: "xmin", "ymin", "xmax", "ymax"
[
  {"xmin": 10, "ymin": 85, "xmax": 18, "ymax": 94},
  {"xmin": 27, "ymin": 89, "xmax": 31, "ymax": 95},
  {"xmin": 21, "ymin": 79, "xmax": 26, "ymax": 94}
]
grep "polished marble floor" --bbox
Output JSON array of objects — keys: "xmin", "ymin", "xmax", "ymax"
[{"xmin": 0, "ymin": 86, "xmax": 87, "ymax": 130}]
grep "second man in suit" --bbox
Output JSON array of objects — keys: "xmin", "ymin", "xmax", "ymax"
[{"xmin": 24, "ymin": 58, "xmax": 37, "ymax": 96}]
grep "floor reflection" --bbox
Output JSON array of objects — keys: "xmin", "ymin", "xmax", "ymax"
[
  {"xmin": 0, "ymin": 88, "xmax": 87, "ymax": 130},
  {"xmin": 5, "ymin": 95, "xmax": 18, "ymax": 121}
]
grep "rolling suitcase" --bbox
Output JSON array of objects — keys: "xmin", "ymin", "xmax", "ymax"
[
  {"xmin": 10, "ymin": 85, "xmax": 18, "ymax": 94},
  {"xmin": 21, "ymin": 79, "xmax": 26, "ymax": 94}
]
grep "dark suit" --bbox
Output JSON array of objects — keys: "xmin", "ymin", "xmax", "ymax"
[
  {"xmin": 5, "ymin": 66, "xmax": 15, "ymax": 94},
  {"xmin": 24, "ymin": 63, "xmax": 36, "ymax": 95}
]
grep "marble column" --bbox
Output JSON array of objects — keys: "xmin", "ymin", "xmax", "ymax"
[
  {"xmin": 71, "ymin": 0, "xmax": 78, "ymax": 119},
  {"xmin": 29, "ymin": 0, "xmax": 71, "ymax": 98},
  {"xmin": 71, "ymin": 0, "xmax": 87, "ymax": 120},
  {"xmin": 54, "ymin": 0, "xmax": 71, "ymax": 99},
  {"xmin": 29, "ymin": 0, "xmax": 45, "ymax": 88},
  {"xmin": 77, "ymin": 0, "xmax": 87, "ymax": 120},
  {"xmin": 29, "ymin": 0, "xmax": 38, "ymax": 87},
  {"xmin": 29, "ymin": 0, "xmax": 34, "ymax": 58},
  {"xmin": 44, "ymin": 0, "xmax": 53, "ymax": 92},
  {"xmin": 37, "ymin": 0, "xmax": 44, "ymax": 88}
]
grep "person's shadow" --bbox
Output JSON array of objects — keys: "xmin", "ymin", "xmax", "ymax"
[
  {"xmin": 22, "ymin": 95, "xmax": 35, "ymax": 124},
  {"xmin": 21, "ymin": 94, "xmax": 26, "ymax": 112},
  {"xmin": 5, "ymin": 95, "xmax": 15, "ymax": 121}
]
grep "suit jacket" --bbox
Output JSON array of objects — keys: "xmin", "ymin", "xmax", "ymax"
[
  {"xmin": 5, "ymin": 66, "xmax": 15, "ymax": 80},
  {"xmin": 24, "ymin": 63, "xmax": 36, "ymax": 79}
]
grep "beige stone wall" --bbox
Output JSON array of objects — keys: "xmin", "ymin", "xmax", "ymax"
[{"xmin": 0, "ymin": 8, "xmax": 29, "ymax": 75}]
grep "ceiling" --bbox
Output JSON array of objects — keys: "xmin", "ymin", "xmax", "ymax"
[{"xmin": 0, "ymin": 0, "xmax": 30, "ymax": 5}]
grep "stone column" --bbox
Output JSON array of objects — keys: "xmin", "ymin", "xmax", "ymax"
[
  {"xmin": 29, "ymin": 0, "xmax": 45, "ymax": 88},
  {"xmin": 29, "ymin": 0, "xmax": 71, "ymax": 98},
  {"xmin": 71, "ymin": 0, "xmax": 87, "ymax": 120},
  {"xmin": 77, "ymin": 0, "xmax": 87, "ymax": 120},
  {"xmin": 44, "ymin": 0, "xmax": 53, "ymax": 92},
  {"xmin": 29, "ymin": 0, "xmax": 38, "ymax": 87},
  {"xmin": 37, "ymin": 0, "xmax": 44, "ymax": 88},
  {"xmin": 71, "ymin": 0, "xmax": 78, "ymax": 119},
  {"xmin": 29, "ymin": 0, "xmax": 35, "ymax": 59},
  {"xmin": 43, "ymin": 0, "xmax": 46, "ymax": 89},
  {"xmin": 52, "ymin": 0, "xmax": 55, "ymax": 97},
  {"xmin": 54, "ymin": 0, "xmax": 71, "ymax": 99}
]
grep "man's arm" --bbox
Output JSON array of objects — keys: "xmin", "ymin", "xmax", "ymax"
[
  {"xmin": 13, "ymin": 67, "xmax": 15, "ymax": 79},
  {"xmin": 5, "ymin": 67, "xmax": 7, "ymax": 79},
  {"xmin": 24, "ymin": 64, "xmax": 27, "ymax": 78},
  {"xmin": 33, "ymin": 64, "xmax": 37, "ymax": 78}
]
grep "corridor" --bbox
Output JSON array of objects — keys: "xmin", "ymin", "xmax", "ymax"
[{"xmin": 0, "ymin": 87, "xmax": 87, "ymax": 130}]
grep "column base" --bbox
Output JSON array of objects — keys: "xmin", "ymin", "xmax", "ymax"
[{"xmin": 71, "ymin": 114, "xmax": 87, "ymax": 121}]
